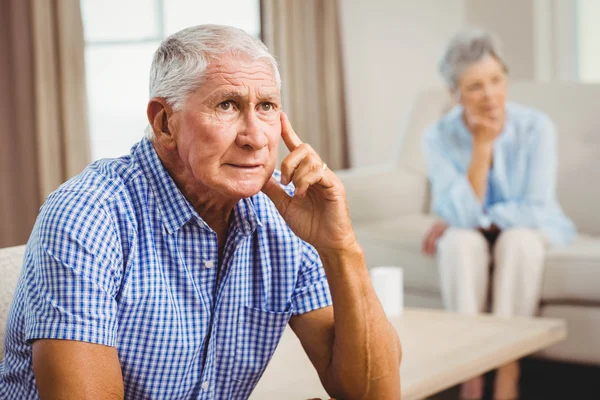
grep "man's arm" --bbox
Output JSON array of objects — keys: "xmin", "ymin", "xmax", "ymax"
[
  {"xmin": 289, "ymin": 245, "xmax": 401, "ymax": 399},
  {"xmin": 33, "ymin": 339, "xmax": 124, "ymax": 400},
  {"xmin": 23, "ymin": 189, "xmax": 126, "ymax": 399},
  {"xmin": 262, "ymin": 112, "xmax": 401, "ymax": 399}
]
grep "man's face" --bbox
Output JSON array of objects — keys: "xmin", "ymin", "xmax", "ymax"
[{"xmin": 169, "ymin": 54, "xmax": 281, "ymax": 200}]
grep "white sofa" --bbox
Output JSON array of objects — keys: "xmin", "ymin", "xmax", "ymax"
[
  {"xmin": 0, "ymin": 245, "xmax": 26, "ymax": 358},
  {"xmin": 338, "ymin": 82, "xmax": 600, "ymax": 365}
]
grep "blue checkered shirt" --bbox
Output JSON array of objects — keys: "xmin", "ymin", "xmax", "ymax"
[{"xmin": 0, "ymin": 138, "xmax": 332, "ymax": 399}]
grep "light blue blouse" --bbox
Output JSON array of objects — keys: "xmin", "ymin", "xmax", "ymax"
[{"xmin": 423, "ymin": 102, "xmax": 576, "ymax": 245}]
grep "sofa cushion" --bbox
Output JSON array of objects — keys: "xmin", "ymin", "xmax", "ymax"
[
  {"xmin": 355, "ymin": 214, "xmax": 600, "ymax": 303},
  {"xmin": 542, "ymin": 235, "xmax": 600, "ymax": 303}
]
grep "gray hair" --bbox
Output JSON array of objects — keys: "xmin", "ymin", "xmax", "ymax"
[
  {"xmin": 438, "ymin": 27, "xmax": 508, "ymax": 89},
  {"xmin": 145, "ymin": 24, "xmax": 281, "ymax": 139}
]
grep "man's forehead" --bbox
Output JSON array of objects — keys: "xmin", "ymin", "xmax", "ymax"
[
  {"xmin": 205, "ymin": 55, "xmax": 276, "ymax": 80},
  {"xmin": 197, "ymin": 55, "xmax": 280, "ymax": 99}
]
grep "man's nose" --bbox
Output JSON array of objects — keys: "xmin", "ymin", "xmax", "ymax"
[{"xmin": 236, "ymin": 110, "xmax": 269, "ymax": 150}]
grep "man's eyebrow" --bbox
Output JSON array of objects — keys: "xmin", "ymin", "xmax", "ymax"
[
  {"xmin": 206, "ymin": 90, "xmax": 245, "ymax": 103},
  {"xmin": 256, "ymin": 93, "xmax": 281, "ymax": 103},
  {"xmin": 205, "ymin": 90, "xmax": 281, "ymax": 104}
]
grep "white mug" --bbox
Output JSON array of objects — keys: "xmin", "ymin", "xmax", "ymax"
[{"xmin": 369, "ymin": 266, "xmax": 404, "ymax": 317}]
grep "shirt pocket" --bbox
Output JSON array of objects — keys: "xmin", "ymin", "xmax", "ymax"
[{"xmin": 231, "ymin": 305, "xmax": 292, "ymax": 396}]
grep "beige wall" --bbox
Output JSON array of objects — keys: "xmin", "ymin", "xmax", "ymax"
[
  {"xmin": 465, "ymin": 0, "xmax": 536, "ymax": 79},
  {"xmin": 339, "ymin": 0, "xmax": 466, "ymax": 167}
]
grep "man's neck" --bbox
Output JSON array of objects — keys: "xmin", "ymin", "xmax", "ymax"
[{"xmin": 152, "ymin": 140, "xmax": 238, "ymax": 234}]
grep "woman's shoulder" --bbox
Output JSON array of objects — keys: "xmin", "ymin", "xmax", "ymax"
[
  {"xmin": 424, "ymin": 105, "xmax": 463, "ymax": 142},
  {"xmin": 506, "ymin": 102, "xmax": 555, "ymax": 142},
  {"xmin": 507, "ymin": 102, "xmax": 554, "ymax": 130}
]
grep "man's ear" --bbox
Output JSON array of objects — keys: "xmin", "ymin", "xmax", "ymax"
[{"xmin": 147, "ymin": 98, "xmax": 173, "ymax": 141}]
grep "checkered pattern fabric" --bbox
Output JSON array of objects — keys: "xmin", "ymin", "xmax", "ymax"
[{"xmin": 0, "ymin": 138, "xmax": 332, "ymax": 399}]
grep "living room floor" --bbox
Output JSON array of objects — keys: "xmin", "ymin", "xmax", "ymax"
[{"xmin": 431, "ymin": 358, "xmax": 600, "ymax": 400}]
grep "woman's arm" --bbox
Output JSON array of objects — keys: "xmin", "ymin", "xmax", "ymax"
[
  {"xmin": 464, "ymin": 111, "xmax": 504, "ymax": 201},
  {"xmin": 422, "ymin": 127, "xmax": 490, "ymax": 229},
  {"xmin": 467, "ymin": 139, "xmax": 493, "ymax": 201}
]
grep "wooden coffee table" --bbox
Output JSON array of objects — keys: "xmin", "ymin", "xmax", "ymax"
[{"xmin": 251, "ymin": 308, "xmax": 566, "ymax": 400}]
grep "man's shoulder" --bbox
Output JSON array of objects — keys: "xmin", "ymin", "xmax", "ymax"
[
  {"xmin": 59, "ymin": 148, "xmax": 148, "ymax": 202},
  {"xmin": 39, "ymin": 155, "xmax": 143, "ymax": 235},
  {"xmin": 58, "ymin": 157, "xmax": 133, "ymax": 200}
]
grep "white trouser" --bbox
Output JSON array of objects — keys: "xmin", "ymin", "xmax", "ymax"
[{"xmin": 437, "ymin": 228, "xmax": 546, "ymax": 317}]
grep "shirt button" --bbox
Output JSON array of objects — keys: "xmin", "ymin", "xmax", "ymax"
[
  {"xmin": 204, "ymin": 260, "xmax": 214, "ymax": 269},
  {"xmin": 202, "ymin": 381, "xmax": 210, "ymax": 391}
]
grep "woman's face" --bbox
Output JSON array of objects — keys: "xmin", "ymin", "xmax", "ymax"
[{"xmin": 455, "ymin": 54, "xmax": 507, "ymax": 121}]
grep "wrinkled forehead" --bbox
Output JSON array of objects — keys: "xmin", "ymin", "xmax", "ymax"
[
  {"xmin": 204, "ymin": 54, "xmax": 278, "ymax": 85},
  {"xmin": 194, "ymin": 54, "xmax": 280, "ymax": 100}
]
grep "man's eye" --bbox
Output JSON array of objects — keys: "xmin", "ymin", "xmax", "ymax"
[
  {"xmin": 219, "ymin": 101, "xmax": 235, "ymax": 111},
  {"xmin": 260, "ymin": 103, "xmax": 275, "ymax": 112}
]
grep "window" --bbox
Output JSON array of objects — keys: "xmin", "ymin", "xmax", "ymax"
[
  {"xmin": 577, "ymin": 0, "xmax": 600, "ymax": 82},
  {"xmin": 81, "ymin": 0, "xmax": 261, "ymax": 160}
]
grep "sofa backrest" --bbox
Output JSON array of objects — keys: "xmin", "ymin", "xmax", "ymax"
[
  {"xmin": 0, "ymin": 245, "xmax": 25, "ymax": 359},
  {"xmin": 397, "ymin": 82, "xmax": 600, "ymax": 236}
]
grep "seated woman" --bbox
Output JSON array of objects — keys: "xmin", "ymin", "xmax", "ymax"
[{"xmin": 422, "ymin": 28, "xmax": 576, "ymax": 400}]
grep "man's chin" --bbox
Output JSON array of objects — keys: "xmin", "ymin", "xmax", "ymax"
[
  {"xmin": 219, "ymin": 168, "xmax": 275, "ymax": 199},
  {"xmin": 228, "ymin": 179, "xmax": 268, "ymax": 199}
]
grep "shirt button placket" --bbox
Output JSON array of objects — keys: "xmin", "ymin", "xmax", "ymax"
[
  {"xmin": 201, "ymin": 380, "xmax": 212, "ymax": 399},
  {"xmin": 204, "ymin": 260, "xmax": 214, "ymax": 269}
]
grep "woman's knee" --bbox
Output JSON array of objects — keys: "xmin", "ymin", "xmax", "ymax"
[
  {"xmin": 494, "ymin": 228, "xmax": 545, "ymax": 256},
  {"xmin": 439, "ymin": 228, "xmax": 489, "ymax": 254}
]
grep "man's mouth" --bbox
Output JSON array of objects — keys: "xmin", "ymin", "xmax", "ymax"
[{"xmin": 225, "ymin": 164, "xmax": 263, "ymax": 169}]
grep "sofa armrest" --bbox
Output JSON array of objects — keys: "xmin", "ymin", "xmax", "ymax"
[
  {"xmin": 336, "ymin": 164, "xmax": 428, "ymax": 225},
  {"xmin": 1, "ymin": 245, "xmax": 26, "ymax": 357}
]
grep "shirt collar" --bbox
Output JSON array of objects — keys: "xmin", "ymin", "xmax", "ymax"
[
  {"xmin": 233, "ymin": 196, "xmax": 263, "ymax": 236},
  {"xmin": 134, "ymin": 138, "xmax": 262, "ymax": 235}
]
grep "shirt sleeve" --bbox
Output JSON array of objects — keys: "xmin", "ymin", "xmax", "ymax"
[
  {"xmin": 290, "ymin": 241, "xmax": 332, "ymax": 315},
  {"xmin": 486, "ymin": 117, "xmax": 558, "ymax": 229},
  {"xmin": 422, "ymin": 126, "xmax": 491, "ymax": 229},
  {"xmin": 23, "ymin": 189, "xmax": 123, "ymax": 347}
]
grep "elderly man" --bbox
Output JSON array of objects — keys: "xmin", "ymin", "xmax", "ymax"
[{"xmin": 0, "ymin": 25, "xmax": 401, "ymax": 399}]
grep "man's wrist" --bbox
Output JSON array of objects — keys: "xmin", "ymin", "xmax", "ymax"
[
  {"xmin": 316, "ymin": 240, "xmax": 364, "ymax": 267},
  {"xmin": 316, "ymin": 239, "xmax": 362, "ymax": 257}
]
